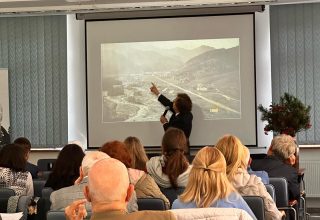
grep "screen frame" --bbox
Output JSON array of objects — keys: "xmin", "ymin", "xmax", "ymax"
[{"xmin": 85, "ymin": 12, "xmax": 258, "ymax": 149}]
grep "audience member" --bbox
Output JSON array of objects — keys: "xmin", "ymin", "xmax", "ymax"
[
  {"xmin": 45, "ymin": 144, "xmax": 85, "ymax": 190},
  {"xmin": 50, "ymin": 152, "xmax": 109, "ymax": 211},
  {"xmin": 146, "ymin": 128, "xmax": 191, "ymax": 188},
  {"xmin": 124, "ymin": 136, "xmax": 149, "ymax": 172},
  {"xmin": 0, "ymin": 144, "xmax": 34, "ymax": 196},
  {"xmin": 13, "ymin": 137, "xmax": 39, "ymax": 179},
  {"xmin": 172, "ymin": 147, "xmax": 256, "ymax": 220},
  {"xmin": 251, "ymin": 134, "xmax": 300, "ymax": 201},
  {"xmin": 0, "ymin": 103, "xmax": 10, "ymax": 146},
  {"xmin": 215, "ymin": 135, "xmax": 283, "ymax": 220},
  {"xmin": 65, "ymin": 158, "xmax": 176, "ymax": 220},
  {"xmin": 100, "ymin": 141, "xmax": 170, "ymax": 209}
]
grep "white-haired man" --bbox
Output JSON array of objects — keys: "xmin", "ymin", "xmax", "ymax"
[
  {"xmin": 50, "ymin": 151, "xmax": 110, "ymax": 211},
  {"xmin": 251, "ymin": 134, "xmax": 300, "ymax": 201}
]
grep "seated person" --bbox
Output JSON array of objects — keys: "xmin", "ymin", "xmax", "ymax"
[
  {"xmin": 215, "ymin": 135, "xmax": 283, "ymax": 220},
  {"xmin": 172, "ymin": 147, "xmax": 256, "ymax": 220},
  {"xmin": 146, "ymin": 128, "xmax": 191, "ymax": 188},
  {"xmin": 100, "ymin": 140, "xmax": 170, "ymax": 209},
  {"xmin": 45, "ymin": 144, "xmax": 85, "ymax": 190},
  {"xmin": 14, "ymin": 137, "xmax": 39, "ymax": 179},
  {"xmin": 50, "ymin": 151, "xmax": 110, "ymax": 211},
  {"xmin": 0, "ymin": 144, "xmax": 33, "ymax": 196},
  {"xmin": 124, "ymin": 136, "xmax": 149, "ymax": 172},
  {"xmin": 65, "ymin": 158, "xmax": 176, "ymax": 220},
  {"xmin": 251, "ymin": 134, "xmax": 300, "ymax": 201}
]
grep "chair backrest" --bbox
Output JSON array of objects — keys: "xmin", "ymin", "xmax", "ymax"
[
  {"xmin": 137, "ymin": 198, "xmax": 166, "ymax": 211},
  {"xmin": 0, "ymin": 188, "xmax": 15, "ymax": 213},
  {"xmin": 269, "ymin": 177, "xmax": 289, "ymax": 207},
  {"xmin": 47, "ymin": 211, "xmax": 91, "ymax": 220},
  {"xmin": 38, "ymin": 171, "xmax": 52, "ymax": 180},
  {"xmin": 42, "ymin": 187, "xmax": 54, "ymax": 199},
  {"xmin": 265, "ymin": 184, "xmax": 276, "ymax": 202},
  {"xmin": 33, "ymin": 179, "xmax": 46, "ymax": 197},
  {"xmin": 170, "ymin": 207, "xmax": 254, "ymax": 220},
  {"xmin": 160, "ymin": 187, "xmax": 185, "ymax": 206},
  {"xmin": 0, "ymin": 188, "xmax": 15, "ymax": 198},
  {"xmin": 37, "ymin": 159, "xmax": 57, "ymax": 171},
  {"xmin": 243, "ymin": 196, "xmax": 265, "ymax": 220}
]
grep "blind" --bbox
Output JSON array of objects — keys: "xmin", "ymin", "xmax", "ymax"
[{"xmin": 0, "ymin": 15, "xmax": 67, "ymax": 147}]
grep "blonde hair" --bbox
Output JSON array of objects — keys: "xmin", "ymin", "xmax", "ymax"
[
  {"xmin": 215, "ymin": 135, "xmax": 248, "ymax": 180},
  {"xmin": 270, "ymin": 134, "xmax": 297, "ymax": 160},
  {"xmin": 179, "ymin": 147, "xmax": 235, "ymax": 208},
  {"xmin": 124, "ymin": 136, "xmax": 149, "ymax": 171}
]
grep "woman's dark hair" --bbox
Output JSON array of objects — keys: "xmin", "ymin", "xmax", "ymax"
[
  {"xmin": 14, "ymin": 137, "xmax": 31, "ymax": 152},
  {"xmin": 45, "ymin": 144, "xmax": 85, "ymax": 190},
  {"xmin": 162, "ymin": 128, "xmax": 189, "ymax": 188},
  {"xmin": 99, "ymin": 140, "xmax": 132, "ymax": 168},
  {"xmin": 175, "ymin": 93, "xmax": 192, "ymax": 113},
  {"xmin": 0, "ymin": 144, "xmax": 27, "ymax": 172}
]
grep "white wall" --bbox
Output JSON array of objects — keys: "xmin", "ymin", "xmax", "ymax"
[
  {"xmin": 67, "ymin": 14, "xmax": 87, "ymax": 148},
  {"xmin": 255, "ymin": 6, "xmax": 273, "ymax": 152},
  {"xmin": 66, "ymin": 10, "xmax": 273, "ymax": 151}
]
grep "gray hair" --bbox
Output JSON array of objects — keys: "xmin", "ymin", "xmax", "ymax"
[{"xmin": 270, "ymin": 134, "xmax": 297, "ymax": 160}]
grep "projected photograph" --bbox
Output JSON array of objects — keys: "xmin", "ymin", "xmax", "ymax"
[{"xmin": 101, "ymin": 39, "xmax": 241, "ymax": 122}]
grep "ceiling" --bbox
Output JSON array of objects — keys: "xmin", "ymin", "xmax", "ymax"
[{"xmin": 0, "ymin": 0, "xmax": 317, "ymax": 14}]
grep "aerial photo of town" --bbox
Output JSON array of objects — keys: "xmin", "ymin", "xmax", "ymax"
[{"xmin": 101, "ymin": 38, "xmax": 241, "ymax": 123}]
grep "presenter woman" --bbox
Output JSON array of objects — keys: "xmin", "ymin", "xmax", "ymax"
[{"xmin": 150, "ymin": 83, "xmax": 193, "ymax": 141}]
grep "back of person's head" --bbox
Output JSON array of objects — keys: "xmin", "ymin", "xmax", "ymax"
[
  {"xmin": 175, "ymin": 93, "xmax": 192, "ymax": 113},
  {"xmin": 270, "ymin": 134, "xmax": 296, "ymax": 161},
  {"xmin": 215, "ymin": 135, "xmax": 247, "ymax": 180},
  {"xmin": 0, "ymin": 144, "xmax": 27, "ymax": 172},
  {"xmin": 161, "ymin": 128, "xmax": 189, "ymax": 188},
  {"xmin": 124, "ymin": 136, "xmax": 148, "ymax": 171},
  {"xmin": 81, "ymin": 151, "xmax": 110, "ymax": 177},
  {"xmin": 180, "ymin": 147, "xmax": 235, "ymax": 207},
  {"xmin": 99, "ymin": 141, "xmax": 132, "ymax": 168},
  {"xmin": 48, "ymin": 144, "xmax": 85, "ymax": 190},
  {"xmin": 14, "ymin": 137, "xmax": 31, "ymax": 152},
  {"xmin": 84, "ymin": 158, "xmax": 133, "ymax": 211}
]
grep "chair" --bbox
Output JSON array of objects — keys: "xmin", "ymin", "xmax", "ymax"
[
  {"xmin": 159, "ymin": 187, "xmax": 185, "ymax": 207},
  {"xmin": 243, "ymin": 196, "xmax": 265, "ymax": 220},
  {"xmin": 37, "ymin": 159, "xmax": 57, "ymax": 171},
  {"xmin": 33, "ymin": 179, "xmax": 46, "ymax": 197},
  {"xmin": 137, "ymin": 198, "xmax": 167, "ymax": 210},
  {"xmin": 0, "ymin": 188, "xmax": 15, "ymax": 213},
  {"xmin": 47, "ymin": 211, "xmax": 91, "ymax": 220},
  {"xmin": 38, "ymin": 171, "xmax": 52, "ymax": 180},
  {"xmin": 42, "ymin": 187, "xmax": 54, "ymax": 199},
  {"xmin": 265, "ymin": 184, "xmax": 276, "ymax": 202},
  {"xmin": 269, "ymin": 177, "xmax": 297, "ymax": 220}
]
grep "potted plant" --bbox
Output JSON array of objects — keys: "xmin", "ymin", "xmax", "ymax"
[{"xmin": 258, "ymin": 93, "xmax": 312, "ymax": 137}]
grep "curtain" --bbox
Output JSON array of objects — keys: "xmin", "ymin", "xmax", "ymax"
[
  {"xmin": 270, "ymin": 4, "xmax": 320, "ymax": 144},
  {"xmin": 0, "ymin": 15, "xmax": 67, "ymax": 147}
]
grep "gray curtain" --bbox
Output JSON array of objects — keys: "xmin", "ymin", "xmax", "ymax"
[
  {"xmin": 0, "ymin": 15, "xmax": 67, "ymax": 147},
  {"xmin": 270, "ymin": 4, "xmax": 320, "ymax": 144}
]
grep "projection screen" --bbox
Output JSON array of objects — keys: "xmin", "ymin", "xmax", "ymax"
[{"xmin": 86, "ymin": 14, "xmax": 256, "ymax": 147}]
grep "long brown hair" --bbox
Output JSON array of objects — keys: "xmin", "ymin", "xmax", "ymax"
[
  {"xmin": 162, "ymin": 128, "xmax": 189, "ymax": 188},
  {"xmin": 124, "ymin": 136, "xmax": 148, "ymax": 171}
]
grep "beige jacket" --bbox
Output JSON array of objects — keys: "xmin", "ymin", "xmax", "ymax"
[
  {"xmin": 232, "ymin": 168, "xmax": 282, "ymax": 220},
  {"xmin": 129, "ymin": 168, "xmax": 170, "ymax": 209}
]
